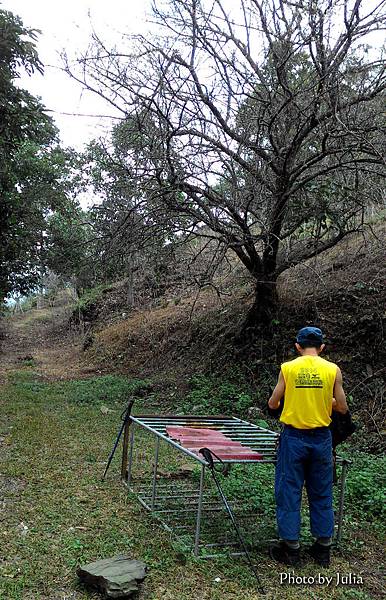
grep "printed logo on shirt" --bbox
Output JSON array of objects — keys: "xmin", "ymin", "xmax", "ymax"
[{"xmin": 295, "ymin": 367, "xmax": 324, "ymax": 388}]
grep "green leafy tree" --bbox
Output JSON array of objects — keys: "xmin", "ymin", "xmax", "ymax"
[
  {"xmin": 45, "ymin": 200, "xmax": 95, "ymax": 295},
  {"xmin": 0, "ymin": 9, "xmax": 59, "ymax": 300},
  {"xmin": 81, "ymin": 131, "xmax": 190, "ymax": 304}
]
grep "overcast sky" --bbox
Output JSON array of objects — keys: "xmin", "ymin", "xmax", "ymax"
[
  {"xmin": 3, "ymin": 0, "xmax": 384, "ymax": 152},
  {"xmin": 2, "ymin": 0, "xmax": 151, "ymax": 148}
]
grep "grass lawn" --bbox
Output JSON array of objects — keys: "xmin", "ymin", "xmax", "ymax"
[{"xmin": 0, "ymin": 370, "xmax": 384, "ymax": 599}]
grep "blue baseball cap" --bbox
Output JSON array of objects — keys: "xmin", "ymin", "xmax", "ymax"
[{"xmin": 296, "ymin": 326, "xmax": 323, "ymax": 344}]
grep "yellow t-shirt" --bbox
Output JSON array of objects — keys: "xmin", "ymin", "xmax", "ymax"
[{"xmin": 280, "ymin": 355, "xmax": 337, "ymax": 429}]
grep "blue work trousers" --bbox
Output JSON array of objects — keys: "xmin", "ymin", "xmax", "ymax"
[{"xmin": 275, "ymin": 426, "xmax": 334, "ymax": 541}]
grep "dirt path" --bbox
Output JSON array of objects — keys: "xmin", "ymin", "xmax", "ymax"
[{"xmin": 0, "ymin": 304, "xmax": 96, "ymax": 383}]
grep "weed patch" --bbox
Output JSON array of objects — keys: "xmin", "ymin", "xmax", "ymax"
[
  {"xmin": 9, "ymin": 374, "xmax": 151, "ymax": 407},
  {"xmin": 55, "ymin": 375, "xmax": 151, "ymax": 405},
  {"xmin": 340, "ymin": 450, "xmax": 386, "ymax": 520},
  {"xmin": 183, "ymin": 374, "xmax": 256, "ymax": 417}
]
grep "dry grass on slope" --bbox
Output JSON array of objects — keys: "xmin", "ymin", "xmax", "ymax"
[
  {"xmin": 85, "ymin": 224, "xmax": 385, "ymax": 397},
  {"xmin": 278, "ymin": 222, "xmax": 385, "ymax": 305},
  {"xmin": 86, "ymin": 287, "xmax": 249, "ymax": 381}
]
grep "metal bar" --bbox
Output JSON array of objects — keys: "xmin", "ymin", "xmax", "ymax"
[
  {"xmin": 336, "ymin": 456, "xmax": 351, "ymax": 464},
  {"xmin": 336, "ymin": 460, "xmax": 349, "ymax": 543},
  {"xmin": 137, "ymin": 415, "xmax": 270, "ymax": 427},
  {"xmin": 137, "ymin": 431, "xmax": 274, "ymax": 440},
  {"xmin": 202, "ymin": 461, "xmax": 276, "ymax": 465},
  {"xmin": 139, "ymin": 420, "xmax": 239, "ymax": 425},
  {"xmin": 141, "ymin": 428, "xmax": 277, "ymax": 439},
  {"xmin": 137, "ymin": 417, "xmax": 236, "ymax": 423},
  {"xmin": 138, "ymin": 420, "xmax": 276, "ymax": 430},
  {"xmin": 147, "ymin": 432, "xmax": 276, "ymax": 440},
  {"xmin": 222, "ymin": 435, "xmax": 277, "ymax": 439},
  {"xmin": 151, "ymin": 437, "xmax": 160, "ymax": 510},
  {"xmin": 138, "ymin": 421, "xmax": 239, "ymax": 428},
  {"xmin": 146, "ymin": 505, "xmax": 225, "ymax": 514},
  {"xmin": 240, "ymin": 440, "xmax": 276, "ymax": 444},
  {"xmin": 221, "ymin": 433, "xmax": 277, "ymax": 438},
  {"xmin": 201, "ymin": 541, "xmax": 240, "ymax": 548},
  {"xmin": 136, "ymin": 493, "xmax": 151, "ymax": 512},
  {"xmin": 141, "ymin": 493, "xmax": 208, "ymax": 501},
  {"xmin": 135, "ymin": 485, "xmax": 199, "ymax": 493},
  {"xmin": 236, "ymin": 416, "xmax": 278, "ymax": 435},
  {"xmin": 151, "ymin": 433, "xmax": 276, "ymax": 442},
  {"xmin": 144, "ymin": 429, "xmax": 267, "ymax": 436},
  {"xmin": 201, "ymin": 538, "xmax": 278, "ymax": 549},
  {"xmin": 200, "ymin": 552, "xmax": 249, "ymax": 559},
  {"xmin": 147, "ymin": 430, "xmax": 277, "ymax": 439},
  {"xmin": 200, "ymin": 545, "xmax": 279, "ymax": 559},
  {"xmin": 126, "ymin": 424, "xmax": 135, "ymax": 487},
  {"xmin": 139, "ymin": 422, "xmax": 274, "ymax": 429},
  {"xmin": 120, "ymin": 414, "xmax": 131, "ymax": 481},
  {"xmin": 194, "ymin": 465, "xmax": 206, "ymax": 557},
  {"xmin": 135, "ymin": 414, "xmax": 232, "ymax": 420}
]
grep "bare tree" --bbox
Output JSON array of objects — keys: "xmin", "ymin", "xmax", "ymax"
[{"xmin": 64, "ymin": 0, "xmax": 386, "ymax": 333}]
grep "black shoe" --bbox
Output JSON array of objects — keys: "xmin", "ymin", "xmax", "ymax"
[
  {"xmin": 307, "ymin": 541, "xmax": 331, "ymax": 567},
  {"xmin": 269, "ymin": 541, "xmax": 300, "ymax": 566}
]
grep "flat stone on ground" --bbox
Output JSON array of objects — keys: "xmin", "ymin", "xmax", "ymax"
[{"xmin": 77, "ymin": 555, "xmax": 147, "ymax": 598}]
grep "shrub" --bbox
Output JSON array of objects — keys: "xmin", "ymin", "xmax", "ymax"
[
  {"xmin": 183, "ymin": 374, "xmax": 254, "ymax": 417},
  {"xmin": 343, "ymin": 452, "xmax": 386, "ymax": 519}
]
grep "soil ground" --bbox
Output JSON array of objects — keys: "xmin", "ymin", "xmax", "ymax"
[{"xmin": 0, "ymin": 305, "xmax": 100, "ymax": 384}]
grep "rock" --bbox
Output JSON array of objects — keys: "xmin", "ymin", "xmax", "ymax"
[
  {"xmin": 17, "ymin": 522, "xmax": 28, "ymax": 537},
  {"xmin": 77, "ymin": 555, "xmax": 147, "ymax": 598},
  {"xmin": 247, "ymin": 406, "xmax": 263, "ymax": 418}
]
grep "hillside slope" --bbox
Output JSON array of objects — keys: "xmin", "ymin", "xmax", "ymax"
[{"xmin": 70, "ymin": 224, "xmax": 386, "ymax": 450}]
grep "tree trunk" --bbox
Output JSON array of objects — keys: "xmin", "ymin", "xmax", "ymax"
[
  {"xmin": 36, "ymin": 294, "xmax": 45, "ymax": 309},
  {"xmin": 126, "ymin": 263, "xmax": 134, "ymax": 308},
  {"xmin": 237, "ymin": 277, "xmax": 278, "ymax": 343}
]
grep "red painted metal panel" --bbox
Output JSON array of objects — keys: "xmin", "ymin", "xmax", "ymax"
[{"xmin": 166, "ymin": 425, "xmax": 263, "ymax": 461}]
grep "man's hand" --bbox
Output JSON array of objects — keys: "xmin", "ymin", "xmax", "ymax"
[
  {"xmin": 267, "ymin": 397, "xmax": 284, "ymax": 418},
  {"xmin": 268, "ymin": 370, "xmax": 285, "ymax": 410},
  {"xmin": 332, "ymin": 368, "xmax": 349, "ymax": 414}
]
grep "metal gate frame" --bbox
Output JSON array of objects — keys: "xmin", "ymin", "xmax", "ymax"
[{"xmin": 120, "ymin": 414, "xmax": 350, "ymax": 558}]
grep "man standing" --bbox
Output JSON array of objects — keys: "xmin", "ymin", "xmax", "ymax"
[{"xmin": 268, "ymin": 326, "xmax": 348, "ymax": 566}]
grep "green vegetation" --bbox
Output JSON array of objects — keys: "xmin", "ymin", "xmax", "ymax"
[
  {"xmin": 1, "ymin": 370, "xmax": 384, "ymax": 599},
  {"xmin": 340, "ymin": 452, "xmax": 386, "ymax": 520},
  {"xmin": 182, "ymin": 371, "xmax": 267, "ymax": 427},
  {"xmin": 8, "ymin": 373, "xmax": 150, "ymax": 405},
  {"xmin": 56, "ymin": 375, "xmax": 151, "ymax": 405},
  {"xmin": 183, "ymin": 374, "xmax": 259, "ymax": 419},
  {"xmin": 74, "ymin": 285, "xmax": 110, "ymax": 312}
]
